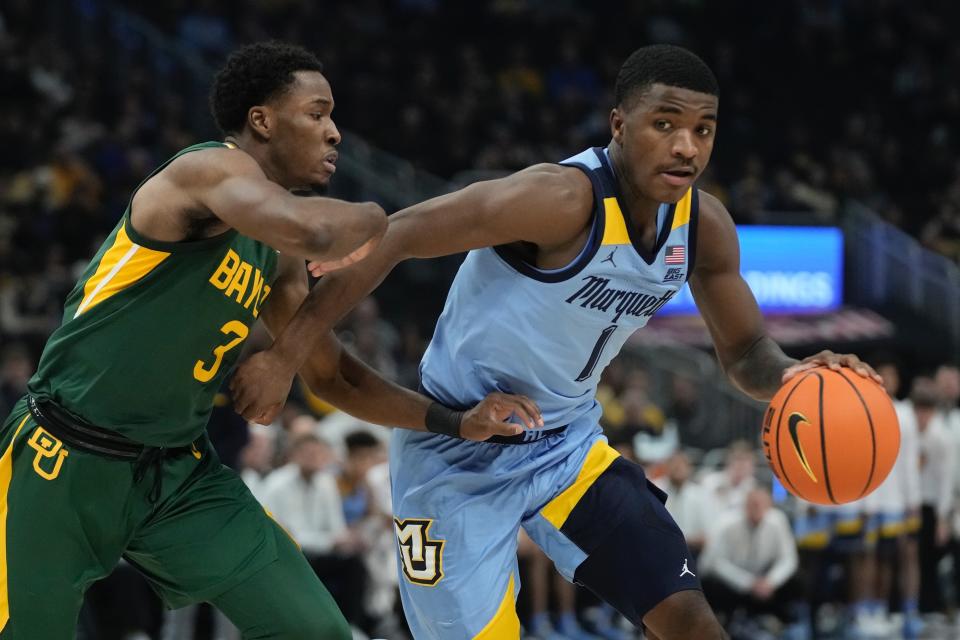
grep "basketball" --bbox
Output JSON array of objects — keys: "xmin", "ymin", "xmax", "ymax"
[{"xmin": 762, "ymin": 366, "xmax": 900, "ymax": 505}]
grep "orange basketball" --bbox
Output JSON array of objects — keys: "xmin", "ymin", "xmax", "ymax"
[{"xmin": 761, "ymin": 366, "xmax": 900, "ymax": 505}]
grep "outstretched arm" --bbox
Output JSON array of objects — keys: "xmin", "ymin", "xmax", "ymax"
[
  {"xmin": 251, "ymin": 254, "xmax": 541, "ymax": 439},
  {"xmin": 232, "ymin": 163, "xmax": 594, "ymax": 423},
  {"xmin": 155, "ymin": 147, "xmax": 386, "ymax": 264},
  {"xmin": 690, "ymin": 191, "xmax": 878, "ymax": 401}
]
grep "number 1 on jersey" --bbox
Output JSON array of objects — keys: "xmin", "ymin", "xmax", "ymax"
[
  {"xmin": 194, "ymin": 320, "xmax": 249, "ymax": 383},
  {"xmin": 576, "ymin": 324, "xmax": 617, "ymax": 382}
]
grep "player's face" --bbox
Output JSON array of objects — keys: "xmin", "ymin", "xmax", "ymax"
[
  {"xmin": 269, "ymin": 71, "xmax": 341, "ymax": 190},
  {"xmin": 610, "ymin": 84, "xmax": 717, "ymax": 204}
]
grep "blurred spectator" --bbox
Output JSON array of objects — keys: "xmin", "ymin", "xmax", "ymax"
[
  {"xmin": 339, "ymin": 296, "xmax": 400, "ymax": 381},
  {"xmin": 0, "ymin": 342, "xmax": 32, "ymax": 417},
  {"xmin": 238, "ymin": 425, "xmax": 276, "ymax": 502},
  {"xmin": 655, "ymin": 450, "xmax": 709, "ymax": 558},
  {"xmin": 517, "ymin": 531, "xmax": 602, "ymax": 640},
  {"xmin": 860, "ymin": 357, "xmax": 923, "ymax": 638},
  {"xmin": 338, "ymin": 430, "xmax": 384, "ymax": 529},
  {"xmin": 700, "ymin": 488, "xmax": 800, "ymax": 632},
  {"xmin": 912, "ymin": 377, "xmax": 955, "ymax": 614},
  {"xmin": 260, "ymin": 434, "xmax": 368, "ymax": 629},
  {"xmin": 336, "ymin": 430, "xmax": 386, "ymax": 632},
  {"xmin": 668, "ymin": 375, "xmax": 715, "ymax": 450},
  {"xmin": 363, "ymin": 457, "xmax": 407, "ymax": 639},
  {"xmin": 0, "ymin": 268, "xmax": 62, "ymax": 350},
  {"xmin": 261, "ymin": 434, "xmax": 345, "ymax": 555},
  {"xmin": 700, "ymin": 440, "xmax": 758, "ymax": 522}
]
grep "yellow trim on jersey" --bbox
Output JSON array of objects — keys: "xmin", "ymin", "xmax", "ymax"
[
  {"xmin": 600, "ymin": 198, "xmax": 630, "ymax": 246},
  {"xmin": 835, "ymin": 518, "xmax": 863, "ymax": 536},
  {"xmin": 1, "ymin": 414, "xmax": 31, "ymax": 631},
  {"xmin": 264, "ymin": 507, "xmax": 301, "ymax": 550},
  {"xmin": 75, "ymin": 223, "xmax": 170, "ymax": 317},
  {"xmin": 796, "ymin": 531, "xmax": 830, "ymax": 550},
  {"xmin": 602, "ymin": 188, "xmax": 693, "ymax": 246},
  {"xmin": 670, "ymin": 189, "xmax": 693, "ymax": 230},
  {"xmin": 880, "ymin": 521, "xmax": 906, "ymax": 538},
  {"xmin": 472, "ymin": 573, "xmax": 520, "ymax": 640},
  {"xmin": 541, "ymin": 440, "xmax": 620, "ymax": 529},
  {"xmin": 905, "ymin": 515, "xmax": 921, "ymax": 534}
]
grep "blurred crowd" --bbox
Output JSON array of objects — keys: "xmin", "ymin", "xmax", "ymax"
[
  {"xmin": 2, "ymin": 0, "xmax": 960, "ymax": 334},
  {"xmin": 39, "ymin": 353, "xmax": 960, "ymax": 640}
]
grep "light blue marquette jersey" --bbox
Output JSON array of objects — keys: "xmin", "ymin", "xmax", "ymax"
[{"xmin": 419, "ymin": 146, "xmax": 699, "ymax": 431}]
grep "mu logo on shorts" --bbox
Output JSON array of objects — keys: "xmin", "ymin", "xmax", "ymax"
[{"xmin": 394, "ymin": 517, "xmax": 445, "ymax": 586}]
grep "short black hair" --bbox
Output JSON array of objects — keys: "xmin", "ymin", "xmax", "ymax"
[
  {"xmin": 210, "ymin": 41, "xmax": 324, "ymax": 135},
  {"xmin": 615, "ymin": 44, "xmax": 718, "ymax": 109},
  {"xmin": 345, "ymin": 430, "xmax": 380, "ymax": 453}
]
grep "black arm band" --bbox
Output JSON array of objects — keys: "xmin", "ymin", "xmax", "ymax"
[{"xmin": 425, "ymin": 402, "xmax": 464, "ymax": 438}]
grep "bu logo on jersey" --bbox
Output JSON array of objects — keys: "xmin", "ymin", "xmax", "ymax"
[{"xmin": 395, "ymin": 517, "xmax": 445, "ymax": 586}]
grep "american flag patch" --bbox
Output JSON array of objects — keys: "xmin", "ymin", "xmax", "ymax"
[{"xmin": 664, "ymin": 245, "xmax": 686, "ymax": 264}]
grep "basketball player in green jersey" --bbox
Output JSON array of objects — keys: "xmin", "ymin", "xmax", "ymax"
[{"xmin": 0, "ymin": 42, "xmax": 538, "ymax": 640}]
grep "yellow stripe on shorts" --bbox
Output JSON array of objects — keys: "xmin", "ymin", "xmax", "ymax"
[
  {"xmin": 541, "ymin": 440, "xmax": 619, "ymax": 529},
  {"xmin": 472, "ymin": 572, "xmax": 520, "ymax": 640},
  {"xmin": 1, "ymin": 415, "xmax": 31, "ymax": 631}
]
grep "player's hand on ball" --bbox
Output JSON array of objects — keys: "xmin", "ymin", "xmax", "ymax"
[
  {"xmin": 230, "ymin": 350, "xmax": 295, "ymax": 425},
  {"xmin": 782, "ymin": 350, "xmax": 882, "ymax": 385},
  {"xmin": 460, "ymin": 392, "xmax": 544, "ymax": 442}
]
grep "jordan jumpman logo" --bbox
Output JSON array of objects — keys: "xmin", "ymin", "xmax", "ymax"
[{"xmin": 680, "ymin": 558, "xmax": 696, "ymax": 578}]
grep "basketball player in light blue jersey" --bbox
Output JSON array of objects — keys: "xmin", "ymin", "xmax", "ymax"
[{"xmin": 233, "ymin": 45, "xmax": 880, "ymax": 639}]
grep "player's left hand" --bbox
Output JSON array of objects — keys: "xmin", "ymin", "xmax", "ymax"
[
  {"xmin": 230, "ymin": 349, "xmax": 296, "ymax": 425},
  {"xmin": 460, "ymin": 392, "xmax": 544, "ymax": 442},
  {"xmin": 781, "ymin": 350, "xmax": 882, "ymax": 385}
]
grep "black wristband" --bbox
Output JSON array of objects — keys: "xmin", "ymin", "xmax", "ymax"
[{"xmin": 425, "ymin": 402, "xmax": 464, "ymax": 438}]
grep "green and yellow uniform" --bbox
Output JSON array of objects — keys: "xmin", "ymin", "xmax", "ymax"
[{"xmin": 0, "ymin": 143, "xmax": 350, "ymax": 639}]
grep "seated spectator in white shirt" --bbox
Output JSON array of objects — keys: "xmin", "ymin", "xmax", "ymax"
[
  {"xmin": 655, "ymin": 450, "xmax": 709, "ymax": 556},
  {"xmin": 260, "ymin": 433, "xmax": 368, "ymax": 627},
  {"xmin": 700, "ymin": 440, "xmax": 757, "ymax": 522},
  {"xmin": 700, "ymin": 487, "xmax": 799, "ymax": 625},
  {"xmin": 238, "ymin": 425, "xmax": 277, "ymax": 503}
]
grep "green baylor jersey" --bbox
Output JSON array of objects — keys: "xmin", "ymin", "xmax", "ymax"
[{"xmin": 29, "ymin": 142, "xmax": 279, "ymax": 446}]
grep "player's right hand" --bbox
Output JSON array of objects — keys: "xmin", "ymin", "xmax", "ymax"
[
  {"xmin": 230, "ymin": 349, "xmax": 296, "ymax": 425},
  {"xmin": 459, "ymin": 392, "xmax": 544, "ymax": 442}
]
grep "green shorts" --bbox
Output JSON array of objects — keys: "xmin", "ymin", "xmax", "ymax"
[{"xmin": 0, "ymin": 397, "xmax": 349, "ymax": 640}]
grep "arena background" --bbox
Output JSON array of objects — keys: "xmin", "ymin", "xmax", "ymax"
[{"xmin": 2, "ymin": 1, "xmax": 959, "ymax": 639}]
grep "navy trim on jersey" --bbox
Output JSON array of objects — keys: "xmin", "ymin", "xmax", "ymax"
[
  {"xmin": 686, "ymin": 188, "xmax": 700, "ymax": 281},
  {"xmin": 492, "ymin": 161, "xmax": 605, "ymax": 284},
  {"xmin": 594, "ymin": 148, "xmax": 676, "ymax": 266}
]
